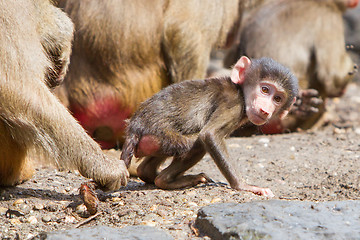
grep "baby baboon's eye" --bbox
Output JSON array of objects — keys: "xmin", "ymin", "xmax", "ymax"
[
  {"xmin": 261, "ymin": 86, "xmax": 269, "ymax": 94},
  {"xmin": 274, "ymin": 95, "xmax": 282, "ymax": 103}
]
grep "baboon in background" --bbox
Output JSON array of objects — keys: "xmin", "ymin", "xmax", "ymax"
[
  {"xmin": 56, "ymin": 0, "xmax": 242, "ymax": 149},
  {"xmin": 224, "ymin": 0, "xmax": 358, "ymax": 133},
  {"xmin": 344, "ymin": 4, "xmax": 360, "ymax": 82},
  {"xmin": 0, "ymin": 0, "xmax": 128, "ymax": 189}
]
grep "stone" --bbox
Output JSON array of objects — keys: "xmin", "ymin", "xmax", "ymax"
[
  {"xmin": 195, "ymin": 200, "xmax": 360, "ymax": 240},
  {"xmin": 34, "ymin": 225, "xmax": 173, "ymax": 240}
]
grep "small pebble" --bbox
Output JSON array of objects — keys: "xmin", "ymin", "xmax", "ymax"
[
  {"xmin": 63, "ymin": 215, "xmax": 76, "ymax": 223},
  {"xmin": 257, "ymin": 163, "xmax": 265, "ymax": 168},
  {"xmin": 27, "ymin": 216, "xmax": 38, "ymax": 224},
  {"xmin": 10, "ymin": 219, "xmax": 21, "ymax": 225},
  {"xmin": 13, "ymin": 199, "xmax": 25, "ymax": 206},
  {"xmin": 111, "ymin": 197, "xmax": 125, "ymax": 206},
  {"xmin": 187, "ymin": 202, "xmax": 198, "ymax": 207},
  {"xmin": 201, "ymin": 199, "xmax": 211, "ymax": 205},
  {"xmin": 26, "ymin": 233, "xmax": 35, "ymax": 239},
  {"xmin": 75, "ymin": 204, "xmax": 87, "ymax": 215},
  {"xmin": 0, "ymin": 207, "xmax": 7, "ymax": 215},
  {"xmin": 149, "ymin": 205, "xmax": 157, "ymax": 211},
  {"xmin": 355, "ymin": 128, "xmax": 360, "ymax": 135},
  {"xmin": 185, "ymin": 190, "xmax": 196, "ymax": 196},
  {"xmin": 210, "ymin": 198, "xmax": 222, "ymax": 204},
  {"xmin": 182, "ymin": 210, "xmax": 194, "ymax": 216},
  {"xmin": 258, "ymin": 137, "xmax": 270, "ymax": 144},
  {"xmin": 141, "ymin": 220, "xmax": 157, "ymax": 227},
  {"xmin": 42, "ymin": 215, "xmax": 52, "ymax": 223},
  {"xmin": 333, "ymin": 128, "xmax": 345, "ymax": 134},
  {"xmin": 111, "ymin": 197, "xmax": 124, "ymax": 203},
  {"xmin": 33, "ymin": 203, "xmax": 44, "ymax": 211}
]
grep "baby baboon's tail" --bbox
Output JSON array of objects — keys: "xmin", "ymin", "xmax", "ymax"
[{"xmin": 120, "ymin": 134, "xmax": 139, "ymax": 168}]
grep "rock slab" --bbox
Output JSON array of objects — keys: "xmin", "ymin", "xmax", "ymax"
[
  {"xmin": 34, "ymin": 225, "xmax": 173, "ymax": 240},
  {"xmin": 195, "ymin": 200, "xmax": 360, "ymax": 240}
]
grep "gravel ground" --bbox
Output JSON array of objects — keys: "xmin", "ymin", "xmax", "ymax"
[{"xmin": 0, "ymin": 82, "xmax": 359, "ymax": 240}]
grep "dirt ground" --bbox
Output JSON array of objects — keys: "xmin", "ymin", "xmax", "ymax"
[{"xmin": 0, "ymin": 81, "xmax": 359, "ymax": 240}]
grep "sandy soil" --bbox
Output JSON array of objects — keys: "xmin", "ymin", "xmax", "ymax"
[{"xmin": 0, "ymin": 82, "xmax": 359, "ymax": 240}]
